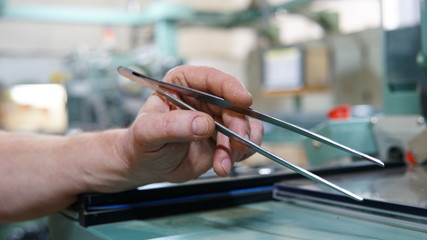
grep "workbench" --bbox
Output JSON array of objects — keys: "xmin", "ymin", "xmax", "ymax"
[{"xmin": 50, "ymin": 200, "xmax": 426, "ymax": 240}]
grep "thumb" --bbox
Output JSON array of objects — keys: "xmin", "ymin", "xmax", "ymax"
[{"xmin": 132, "ymin": 110, "xmax": 215, "ymax": 152}]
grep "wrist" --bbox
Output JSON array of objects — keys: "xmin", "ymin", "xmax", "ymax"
[
  {"xmin": 63, "ymin": 129, "xmax": 125, "ymax": 193},
  {"xmin": 76, "ymin": 128, "xmax": 157, "ymax": 193}
]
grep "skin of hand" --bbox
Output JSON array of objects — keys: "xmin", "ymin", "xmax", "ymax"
[
  {"xmin": 0, "ymin": 65, "xmax": 263, "ymax": 222},
  {"xmin": 116, "ymin": 66, "xmax": 263, "ymax": 187}
]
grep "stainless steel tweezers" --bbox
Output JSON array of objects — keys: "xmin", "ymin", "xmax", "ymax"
[{"xmin": 118, "ymin": 66, "xmax": 384, "ymax": 201}]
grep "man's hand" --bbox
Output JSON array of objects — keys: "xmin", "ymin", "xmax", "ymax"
[{"xmin": 114, "ymin": 66, "xmax": 263, "ymax": 189}]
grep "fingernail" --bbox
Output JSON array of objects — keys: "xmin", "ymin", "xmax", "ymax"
[
  {"xmin": 192, "ymin": 116, "xmax": 209, "ymax": 136},
  {"xmin": 221, "ymin": 159, "xmax": 232, "ymax": 175}
]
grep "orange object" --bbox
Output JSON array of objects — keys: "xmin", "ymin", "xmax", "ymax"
[
  {"xmin": 405, "ymin": 150, "xmax": 417, "ymax": 166},
  {"xmin": 328, "ymin": 104, "xmax": 351, "ymax": 120}
]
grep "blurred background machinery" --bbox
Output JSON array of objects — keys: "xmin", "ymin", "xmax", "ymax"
[{"xmin": 0, "ymin": 0, "xmax": 426, "ymax": 239}]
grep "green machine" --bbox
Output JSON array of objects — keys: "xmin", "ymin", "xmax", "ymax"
[{"xmin": 303, "ymin": 0, "xmax": 427, "ymax": 166}]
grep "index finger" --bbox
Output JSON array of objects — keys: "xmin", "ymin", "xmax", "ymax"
[{"xmin": 162, "ymin": 66, "xmax": 253, "ymax": 108}]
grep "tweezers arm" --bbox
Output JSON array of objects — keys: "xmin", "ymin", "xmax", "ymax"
[
  {"xmin": 120, "ymin": 65, "xmax": 383, "ymax": 167},
  {"xmin": 216, "ymin": 122, "xmax": 364, "ymax": 202},
  {"xmin": 228, "ymin": 107, "xmax": 384, "ymax": 167},
  {"xmin": 157, "ymin": 91, "xmax": 364, "ymax": 201},
  {"xmin": 151, "ymin": 87, "xmax": 364, "ymax": 201}
]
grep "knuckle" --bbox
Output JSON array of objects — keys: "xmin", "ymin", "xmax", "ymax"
[{"xmin": 163, "ymin": 114, "xmax": 177, "ymax": 136}]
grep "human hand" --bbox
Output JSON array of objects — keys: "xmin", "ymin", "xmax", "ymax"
[{"xmin": 116, "ymin": 66, "xmax": 263, "ymax": 188}]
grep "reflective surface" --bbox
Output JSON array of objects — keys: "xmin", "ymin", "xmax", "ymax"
[
  {"xmin": 279, "ymin": 165, "xmax": 427, "ymax": 209},
  {"xmin": 51, "ymin": 200, "xmax": 427, "ymax": 240}
]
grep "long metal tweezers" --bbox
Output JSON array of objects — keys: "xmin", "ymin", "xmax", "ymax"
[{"xmin": 118, "ymin": 66, "xmax": 385, "ymax": 201}]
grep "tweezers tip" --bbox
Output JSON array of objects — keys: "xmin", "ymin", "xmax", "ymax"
[
  {"xmin": 346, "ymin": 192, "xmax": 364, "ymax": 202},
  {"xmin": 362, "ymin": 154, "xmax": 385, "ymax": 167},
  {"xmin": 355, "ymin": 196, "xmax": 364, "ymax": 202},
  {"xmin": 372, "ymin": 158, "xmax": 385, "ymax": 167},
  {"xmin": 117, "ymin": 66, "xmax": 128, "ymax": 73}
]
